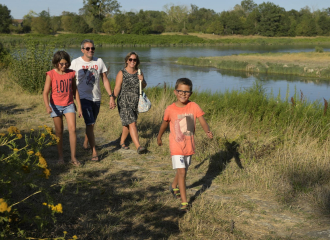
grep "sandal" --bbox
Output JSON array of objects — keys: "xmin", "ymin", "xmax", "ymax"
[
  {"xmin": 91, "ymin": 156, "xmax": 99, "ymax": 161},
  {"xmin": 137, "ymin": 146, "xmax": 147, "ymax": 154},
  {"xmin": 71, "ymin": 160, "xmax": 81, "ymax": 166},
  {"xmin": 180, "ymin": 202, "xmax": 189, "ymax": 211},
  {"xmin": 169, "ymin": 183, "xmax": 181, "ymax": 199},
  {"xmin": 120, "ymin": 143, "xmax": 129, "ymax": 150}
]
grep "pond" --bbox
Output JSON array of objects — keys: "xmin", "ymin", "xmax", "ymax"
[{"xmin": 66, "ymin": 44, "xmax": 330, "ymax": 102}]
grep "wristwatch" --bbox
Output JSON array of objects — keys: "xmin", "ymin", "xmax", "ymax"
[{"xmin": 109, "ymin": 94, "xmax": 113, "ymax": 98}]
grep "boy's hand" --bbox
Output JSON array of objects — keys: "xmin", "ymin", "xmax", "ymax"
[
  {"xmin": 157, "ymin": 138, "xmax": 163, "ymax": 146},
  {"xmin": 206, "ymin": 131, "xmax": 213, "ymax": 139}
]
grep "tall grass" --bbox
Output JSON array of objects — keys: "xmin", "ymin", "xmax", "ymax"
[{"xmin": 9, "ymin": 39, "xmax": 54, "ymax": 93}]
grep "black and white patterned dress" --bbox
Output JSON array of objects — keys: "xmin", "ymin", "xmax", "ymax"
[{"xmin": 117, "ymin": 68, "xmax": 140, "ymax": 126}]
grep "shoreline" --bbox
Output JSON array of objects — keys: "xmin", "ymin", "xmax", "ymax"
[{"xmin": 177, "ymin": 52, "xmax": 330, "ymax": 80}]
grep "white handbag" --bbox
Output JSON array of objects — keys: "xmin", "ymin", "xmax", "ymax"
[{"xmin": 137, "ymin": 69, "xmax": 151, "ymax": 113}]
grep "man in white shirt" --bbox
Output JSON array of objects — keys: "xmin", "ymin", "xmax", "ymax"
[{"xmin": 71, "ymin": 39, "xmax": 116, "ymax": 161}]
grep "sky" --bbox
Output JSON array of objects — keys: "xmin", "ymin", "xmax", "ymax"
[{"xmin": 1, "ymin": 0, "xmax": 329, "ymax": 19}]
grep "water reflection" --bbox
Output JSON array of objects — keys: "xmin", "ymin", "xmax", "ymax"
[{"xmin": 65, "ymin": 45, "xmax": 330, "ymax": 102}]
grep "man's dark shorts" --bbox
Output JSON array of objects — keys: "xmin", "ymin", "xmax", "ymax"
[{"xmin": 80, "ymin": 99, "xmax": 101, "ymax": 125}]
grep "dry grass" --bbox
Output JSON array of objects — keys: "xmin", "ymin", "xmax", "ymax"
[
  {"xmin": 207, "ymin": 52, "xmax": 330, "ymax": 68},
  {"xmin": 1, "ymin": 71, "xmax": 330, "ymax": 239}
]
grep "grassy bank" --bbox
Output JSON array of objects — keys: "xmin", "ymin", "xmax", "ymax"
[
  {"xmin": 1, "ymin": 70, "xmax": 330, "ymax": 238},
  {"xmin": 2, "ymin": 33, "xmax": 330, "ymax": 47},
  {"xmin": 178, "ymin": 51, "xmax": 330, "ymax": 79}
]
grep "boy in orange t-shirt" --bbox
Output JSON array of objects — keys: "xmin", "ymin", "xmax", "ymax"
[{"xmin": 157, "ymin": 78, "xmax": 213, "ymax": 211}]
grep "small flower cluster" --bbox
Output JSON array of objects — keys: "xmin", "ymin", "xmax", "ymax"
[
  {"xmin": 0, "ymin": 198, "xmax": 11, "ymax": 213},
  {"xmin": 43, "ymin": 203, "xmax": 63, "ymax": 213}
]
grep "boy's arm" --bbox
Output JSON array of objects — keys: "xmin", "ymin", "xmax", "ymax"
[
  {"xmin": 197, "ymin": 115, "xmax": 213, "ymax": 139},
  {"xmin": 157, "ymin": 120, "xmax": 169, "ymax": 146}
]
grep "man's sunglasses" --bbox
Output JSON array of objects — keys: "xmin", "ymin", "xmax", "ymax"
[
  {"xmin": 82, "ymin": 47, "xmax": 95, "ymax": 51},
  {"xmin": 128, "ymin": 58, "xmax": 137, "ymax": 62}
]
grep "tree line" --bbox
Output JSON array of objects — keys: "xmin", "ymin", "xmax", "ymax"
[{"xmin": 1, "ymin": 0, "xmax": 330, "ymax": 37}]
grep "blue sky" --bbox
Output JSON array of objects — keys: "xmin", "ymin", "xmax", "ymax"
[{"xmin": 1, "ymin": 0, "xmax": 329, "ymax": 19}]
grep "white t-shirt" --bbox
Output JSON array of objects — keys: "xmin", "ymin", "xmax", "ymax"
[{"xmin": 70, "ymin": 57, "xmax": 107, "ymax": 101}]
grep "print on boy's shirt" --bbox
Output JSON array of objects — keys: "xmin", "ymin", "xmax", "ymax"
[
  {"xmin": 55, "ymin": 78, "xmax": 72, "ymax": 93},
  {"xmin": 78, "ymin": 67, "xmax": 99, "ymax": 87},
  {"xmin": 174, "ymin": 113, "xmax": 194, "ymax": 142}
]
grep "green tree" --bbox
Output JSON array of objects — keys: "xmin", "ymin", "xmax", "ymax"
[
  {"xmin": 51, "ymin": 16, "xmax": 62, "ymax": 33},
  {"xmin": 0, "ymin": 4, "xmax": 12, "ymax": 33},
  {"xmin": 102, "ymin": 16, "xmax": 119, "ymax": 34},
  {"xmin": 71, "ymin": 15, "xmax": 90, "ymax": 33},
  {"xmin": 81, "ymin": 0, "xmax": 121, "ymax": 32},
  {"xmin": 61, "ymin": 11, "xmax": 75, "ymax": 32},
  {"xmin": 22, "ymin": 10, "xmax": 37, "ymax": 33},
  {"xmin": 257, "ymin": 2, "xmax": 286, "ymax": 37},
  {"xmin": 31, "ymin": 10, "xmax": 51, "ymax": 34},
  {"xmin": 241, "ymin": 0, "xmax": 257, "ymax": 15},
  {"xmin": 163, "ymin": 4, "xmax": 190, "ymax": 32}
]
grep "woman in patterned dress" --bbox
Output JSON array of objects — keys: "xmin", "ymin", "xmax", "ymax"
[{"xmin": 113, "ymin": 52, "xmax": 147, "ymax": 154}]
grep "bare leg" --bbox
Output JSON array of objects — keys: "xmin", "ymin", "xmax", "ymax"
[
  {"xmin": 53, "ymin": 116, "xmax": 64, "ymax": 164},
  {"xmin": 128, "ymin": 122, "xmax": 141, "ymax": 149},
  {"xmin": 83, "ymin": 134, "xmax": 89, "ymax": 149},
  {"xmin": 176, "ymin": 168, "xmax": 187, "ymax": 203},
  {"xmin": 64, "ymin": 112, "xmax": 79, "ymax": 164},
  {"xmin": 120, "ymin": 125, "xmax": 129, "ymax": 145},
  {"xmin": 86, "ymin": 124, "xmax": 97, "ymax": 159}
]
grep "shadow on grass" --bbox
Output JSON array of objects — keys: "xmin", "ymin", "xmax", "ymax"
[
  {"xmin": 188, "ymin": 141, "xmax": 243, "ymax": 205},
  {"xmin": 46, "ymin": 170, "xmax": 181, "ymax": 239}
]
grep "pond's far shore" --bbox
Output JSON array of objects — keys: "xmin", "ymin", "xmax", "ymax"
[{"xmin": 177, "ymin": 52, "xmax": 330, "ymax": 80}]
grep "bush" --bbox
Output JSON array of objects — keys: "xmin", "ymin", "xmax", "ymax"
[
  {"xmin": 0, "ymin": 125, "xmax": 61, "ymax": 238},
  {"xmin": 9, "ymin": 39, "xmax": 54, "ymax": 93},
  {"xmin": 315, "ymin": 46, "xmax": 324, "ymax": 53}
]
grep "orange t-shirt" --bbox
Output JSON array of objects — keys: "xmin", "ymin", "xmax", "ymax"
[
  {"xmin": 163, "ymin": 101, "xmax": 205, "ymax": 156},
  {"xmin": 46, "ymin": 69, "xmax": 76, "ymax": 106}
]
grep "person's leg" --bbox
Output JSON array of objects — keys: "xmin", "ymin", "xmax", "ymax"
[
  {"xmin": 86, "ymin": 124, "xmax": 98, "ymax": 160},
  {"xmin": 53, "ymin": 116, "xmax": 64, "ymax": 164},
  {"xmin": 83, "ymin": 134, "xmax": 89, "ymax": 149},
  {"xmin": 177, "ymin": 168, "xmax": 187, "ymax": 203},
  {"xmin": 64, "ymin": 112, "xmax": 80, "ymax": 165},
  {"xmin": 120, "ymin": 125, "xmax": 130, "ymax": 148},
  {"xmin": 128, "ymin": 122, "xmax": 141, "ymax": 149}
]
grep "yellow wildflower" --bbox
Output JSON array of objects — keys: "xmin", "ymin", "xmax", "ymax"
[
  {"xmin": 27, "ymin": 150, "xmax": 34, "ymax": 155},
  {"xmin": 63, "ymin": 231, "xmax": 68, "ymax": 234},
  {"xmin": 39, "ymin": 156, "xmax": 48, "ymax": 168},
  {"xmin": 0, "ymin": 133, "xmax": 5, "ymax": 137},
  {"xmin": 41, "ymin": 133, "xmax": 46, "ymax": 138},
  {"xmin": 72, "ymin": 235, "xmax": 78, "ymax": 239},
  {"xmin": 30, "ymin": 129, "xmax": 34, "ymax": 132},
  {"xmin": 42, "ymin": 203, "xmax": 47, "ymax": 206},
  {"xmin": 43, "ymin": 125, "xmax": 47, "ymax": 128},
  {"xmin": 35, "ymin": 152, "xmax": 42, "ymax": 157},
  {"xmin": 8, "ymin": 126, "xmax": 20, "ymax": 134},
  {"xmin": 16, "ymin": 134, "xmax": 22, "ymax": 139},
  {"xmin": 53, "ymin": 203, "xmax": 63, "ymax": 213},
  {"xmin": 38, "ymin": 126, "xmax": 43, "ymax": 128},
  {"xmin": 45, "ymin": 127, "xmax": 52, "ymax": 134},
  {"xmin": 0, "ymin": 199, "xmax": 10, "ymax": 213},
  {"xmin": 13, "ymin": 148, "xmax": 19, "ymax": 152},
  {"xmin": 43, "ymin": 168, "xmax": 51, "ymax": 179}
]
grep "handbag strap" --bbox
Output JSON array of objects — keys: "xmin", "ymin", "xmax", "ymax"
[{"xmin": 138, "ymin": 69, "xmax": 142, "ymax": 95}]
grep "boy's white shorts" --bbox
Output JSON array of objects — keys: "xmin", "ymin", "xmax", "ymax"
[{"xmin": 172, "ymin": 155, "xmax": 192, "ymax": 169}]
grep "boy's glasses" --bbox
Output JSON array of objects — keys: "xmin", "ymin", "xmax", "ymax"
[
  {"xmin": 59, "ymin": 63, "xmax": 69, "ymax": 67},
  {"xmin": 82, "ymin": 47, "xmax": 95, "ymax": 51},
  {"xmin": 128, "ymin": 58, "xmax": 137, "ymax": 62},
  {"xmin": 176, "ymin": 90, "xmax": 192, "ymax": 95}
]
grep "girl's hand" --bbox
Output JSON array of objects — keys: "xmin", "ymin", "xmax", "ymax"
[
  {"xmin": 206, "ymin": 131, "xmax": 213, "ymax": 139},
  {"xmin": 46, "ymin": 106, "xmax": 52, "ymax": 114},
  {"xmin": 78, "ymin": 108, "xmax": 82, "ymax": 118}
]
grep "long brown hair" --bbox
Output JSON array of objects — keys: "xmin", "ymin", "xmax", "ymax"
[{"xmin": 124, "ymin": 51, "xmax": 140, "ymax": 70}]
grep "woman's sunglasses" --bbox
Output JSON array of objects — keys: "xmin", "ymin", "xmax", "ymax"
[
  {"xmin": 128, "ymin": 58, "xmax": 137, "ymax": 62},
  {"xmin": 82, "ymin": 47, "xmax": 95, "ymax": 51}
]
